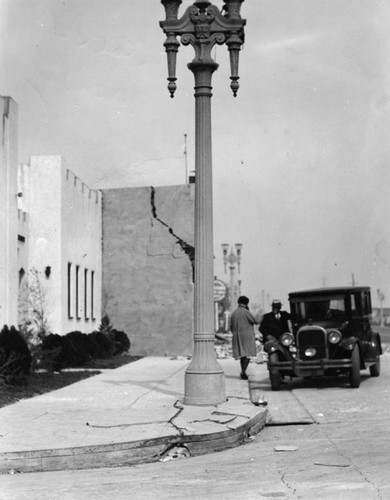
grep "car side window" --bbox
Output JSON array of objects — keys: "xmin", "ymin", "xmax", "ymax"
[
  {"xmin": 363, "ymin": 292, "xmax": 372, "ymax": 315},
  {"xmin": 351, "ymin": 294, "xmax": 357, "ymax": 315},
  {"xmin": 350, "ymin": 293, "xmax": 362, "ymax": 317}
]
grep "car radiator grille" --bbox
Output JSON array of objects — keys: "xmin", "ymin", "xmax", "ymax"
[{"xmin": 297, "ymin": 327, "xmax": 327, "ymax": 360}]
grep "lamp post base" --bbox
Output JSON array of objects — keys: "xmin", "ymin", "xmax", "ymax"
[
  {"xmin": 184, "ymin": 369, "xmax": 226, "ymax": 406},
  {"xmin": 183, "ymin": 334, "xmax": 226, "ymax": 405}
]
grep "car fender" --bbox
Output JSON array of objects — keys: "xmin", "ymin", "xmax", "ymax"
[
  {"xmin": 264, "ymin": 339, "xmax": 292, "ymax": 360},
  {"xmin": 341, "ymin": 337, "xmax": 365, "ymax": 369},
  {"xmin": 373, "ymin": 331, "xmax": 383, "ymax": 355}
]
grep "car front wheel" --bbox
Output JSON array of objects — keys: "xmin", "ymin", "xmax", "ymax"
[
  {"xmin": 269, "ymin": 352, "xmax": 281, "ymax": 391},
  {"xmin": 349, "ymin": 345, "xmax": 361, "ymax": 388}
]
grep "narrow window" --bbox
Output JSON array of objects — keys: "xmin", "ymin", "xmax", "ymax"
[
  {"xmin": 84, "ymin": 268, "xmax": 89, "ymax": 320},
  {"xmin": 76, "ymin": 265, "xmax": 80, "ymax": 319},
  {"xmin": 91, "ymin": 270, "xmax": 95, "ymax": 319},
  {"xmin": 68, "ymin": 263, "xmax": 73, "ymax": 318}
]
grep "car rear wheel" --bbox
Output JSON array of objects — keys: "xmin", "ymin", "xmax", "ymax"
[
  {"xmin": 349, "ymin": 345, "xmax": 361, "ymax": 388},
  {"xmin": 369, "ymin": 356, "xmax": 380, "ymax": 377},
  {"xmin": 269, "ymin": 352, "xmax": 281, "ymax": 391}
]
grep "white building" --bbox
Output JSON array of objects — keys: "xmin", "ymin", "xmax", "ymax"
[
  {"xmin": 17, "ymin": 156, "xmax": 102, "ymax": 334},
  {"xmin": 0, "ymin": 97, "xmax": 19, "ymax": 328}
]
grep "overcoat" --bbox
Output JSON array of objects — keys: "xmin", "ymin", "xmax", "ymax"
[
  {"xmin": 259, "ymin": 310, "xmax": 290, "ymax": 340},
  {"xmin": 230, "ymin": 304, "xmax": 257, "ymax": 359}
]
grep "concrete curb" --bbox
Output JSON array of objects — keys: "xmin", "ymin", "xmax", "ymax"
[{"xmin": 0, "ymin": 406, "xmax": 267, "ymax": 474}]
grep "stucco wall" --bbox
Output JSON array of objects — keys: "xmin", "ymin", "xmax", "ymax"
[
  {"xmin": 26, "ymin": 156, "xmax": 62, "ymax": 331},
  {"xmin": 0, "ymin": 97, "xmax": 18, "ymax": 328},
  {"xmin": 61, "ymin": 167, "xmax": 102, "ymax": 333},
  {"xmin": 102, "ymin": 185, "xmax": 194, "ymax": 356},
  {"xmin": 21, "ymin": 156, "xmax": 102, "ymax": 334}
]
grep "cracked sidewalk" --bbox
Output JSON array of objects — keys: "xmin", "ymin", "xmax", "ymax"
[{"xmin": 0, "ymin": 357, "xmax": 267, "ymax": 474}]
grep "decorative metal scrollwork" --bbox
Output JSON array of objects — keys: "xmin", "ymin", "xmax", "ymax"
[{"xmin": 160, "ymin": 0, "xmax": 246, "ymax": 97}]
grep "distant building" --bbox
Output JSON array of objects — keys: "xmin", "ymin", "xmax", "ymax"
[{"xmin": 372, "ymin": 307, "xmax": 390, "ymax": 327}]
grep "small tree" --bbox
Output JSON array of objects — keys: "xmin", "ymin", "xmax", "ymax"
[
  {"xmin": 98, "ymin": 314, "xmax": 113, "ymax": 335},
  {"xmin": 19, "ymin": 267, "xmax": 51, "ymax": 347}
]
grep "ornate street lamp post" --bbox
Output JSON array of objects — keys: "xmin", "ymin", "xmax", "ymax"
[
  {"xmin": 222, "ymin": 243, "xmax": 242, "ymax": 310},
  {"xmin": 160, "ymin": 0, "xmax": 246, "ymax": 405}
]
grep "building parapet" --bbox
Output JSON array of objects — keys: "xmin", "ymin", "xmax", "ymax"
[{"xmin": 66, "ymin": 168, "xmax": 102, "ymax": 204}]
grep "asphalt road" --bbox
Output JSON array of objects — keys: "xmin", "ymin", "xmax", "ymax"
[{"xmin": 1, "ymin": 355, "xmax": 390, "ymax": 500}]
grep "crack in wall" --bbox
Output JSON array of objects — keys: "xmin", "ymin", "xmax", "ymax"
[{"xmin": 150, "ymin": 186, "xmax": 194, "ymax": 281}]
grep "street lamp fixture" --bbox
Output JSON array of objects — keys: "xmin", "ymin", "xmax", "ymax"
[
  {"xmin": 160, "ymin": 1, "xmax": 246, "ymax": 405},
  {"xmin": 235, "ymin": 242, "xmax": 242, "ymax": 272},
  {"xmin": 161, "ymin": 0, "xmax": 246, "ymax": 97},
  {"xmin": 222, "ymin": 243, "xmax": 243, "ymax": 310},
  {"xmin": 221, "ymin": 243, "xmax": 229, "ymax": 272}
]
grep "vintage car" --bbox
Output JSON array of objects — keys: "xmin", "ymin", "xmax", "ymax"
[{"xmin": 264, "ymin": 287, "xmax": 382, "ymax": 390}]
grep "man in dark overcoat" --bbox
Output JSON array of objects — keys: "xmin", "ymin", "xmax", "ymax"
[{"xmin": 259, "ymin": 299, "xmax": 291, "ymax": 342}]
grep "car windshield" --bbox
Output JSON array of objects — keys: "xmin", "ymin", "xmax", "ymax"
[{"xmin": 292, "ymin": 296, "xmax": 346, "ymax": 322}]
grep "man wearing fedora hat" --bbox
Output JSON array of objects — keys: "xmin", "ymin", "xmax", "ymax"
[{"xmin": 259, "ymin": 299, "xmax": 291, "ymax": 343}]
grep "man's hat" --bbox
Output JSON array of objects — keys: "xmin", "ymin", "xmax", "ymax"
[{"xmin": 272, "ymin": 299, "xmax": 282, "ymax": 307}]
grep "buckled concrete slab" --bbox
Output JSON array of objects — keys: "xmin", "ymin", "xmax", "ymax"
[{"xmin": 0, "ymin": 357, "xmax": 268, "ymax": 474}]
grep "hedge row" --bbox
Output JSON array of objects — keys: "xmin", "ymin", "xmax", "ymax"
[
  {"xmin": 40, "ymin": 330, "xmax": 131, "ymax": 371},
  {"xmin": 0, "ymin": 325, "xmax": 131, "ymax": 382}
]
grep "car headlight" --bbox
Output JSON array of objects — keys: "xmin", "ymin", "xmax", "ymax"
[
  {"xmin": 280, "ymin": 332, "xmax": 294, "ymax": 346},
  {"xmin": 328, "ymin": 330, "xmax": 342, "ymax": 344},
  {"xmin": 305, "ymin": 347, "xmax": 317, "ymax": 357}
]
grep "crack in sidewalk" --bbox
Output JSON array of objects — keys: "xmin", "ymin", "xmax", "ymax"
[{"xmin": 321, "ymin": 427, "xmax": 383, "ymax": 497}]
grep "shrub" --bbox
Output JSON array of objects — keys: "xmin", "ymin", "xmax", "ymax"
[
  {"xmin": 65, "ymin": 331, "xmax": 93, "ymax": 366},
  {"xmin": 89, "ymin": 331, "xmax": 113, "ymax": 358},
  {"xmin": 108, "ymin": 329, "xmax": 131, "ymax": 356},
  {"xmin": 0, "ymin": 325, "xmax": 32, "ymax": 383},
  {"xmin": 40, "ymin": 334, "xmax": 75, "ymax": 371}
]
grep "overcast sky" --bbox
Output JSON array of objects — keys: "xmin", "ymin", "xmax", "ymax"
[{"xmin": 1, "ymin": 0, "xmax": 389, "ymax": 309}]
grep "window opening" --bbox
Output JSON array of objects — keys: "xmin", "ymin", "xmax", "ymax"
[{"xmin": 67, "ymin": 263, "xmax": 73, "ymax": 318}]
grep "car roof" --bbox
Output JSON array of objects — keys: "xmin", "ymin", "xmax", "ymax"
[{"xmin": 289, "ymin": 286, "xmax": 370, "ymax": 299}]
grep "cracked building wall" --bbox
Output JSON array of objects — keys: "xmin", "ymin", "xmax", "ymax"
[{"xmin": 102, "ymin": 184, "xmax": 194, "ymax": 356}]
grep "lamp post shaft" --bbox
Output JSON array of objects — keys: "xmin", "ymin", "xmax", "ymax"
[
  {"xmin": 184, "ymin": 61, "xmax": 225, "ymax": 405},
  {"xmin": 193, "ymin": 63, "xmax": 215, "ymax": 334},
  {"xmin": 230, "ymin": 264, "xmax": 235, "ymax": 311}
]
